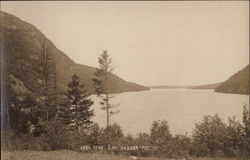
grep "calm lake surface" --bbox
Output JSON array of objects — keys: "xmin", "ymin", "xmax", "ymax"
[{"xmin": 91, "ymin": 89, "xmax": 249, "ymax": 135}]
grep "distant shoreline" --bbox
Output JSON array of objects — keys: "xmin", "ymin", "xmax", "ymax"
[{"xmin": 147, "ymin": 82, "xmax": 221, "ymax": 90}]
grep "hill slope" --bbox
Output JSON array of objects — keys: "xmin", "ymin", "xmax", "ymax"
[
  {"xmin": 215, "ymin": 65, "xmax": 249, "ymax": 95},
  {"xmin": 0, "ymin": 11, "xmax": 149, "ymax": 94}
]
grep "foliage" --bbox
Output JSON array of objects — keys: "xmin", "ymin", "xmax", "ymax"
[
  {"xmin": 2, "ymin": 105, "xmax": 250, "ymax": 159},
  {"xmin": 150, "ymin": 120, "xmax": 174, "ymax": 157},
  {"xmin": 171, "ymin": 134, "xmax": 192, "ymax": 157},
  {"xmin": 100, "ymin": 123, "xmax": 124, "ymax": 149},
  {"xmin": 193, "ymin": 114, "xmax": 228, "ymax": 157},
  {"xmin": 192, "ymin": 107, "xmax": 250, "ymax": 158},
  {"xmin": 83, "ymin": 123, "xmax": 103, "ymax": 147},
  {"xmin": 65, "ymin": 74, "xmax": 94, "ymax": 132},
  {"xmin": 242, "ymin": 104, "xmax": 250, "ymax": 157}
]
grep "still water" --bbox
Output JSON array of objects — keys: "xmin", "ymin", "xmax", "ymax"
[{"xmin": 91, "ymin": 89, "xmax": 249, "ymax": 135}]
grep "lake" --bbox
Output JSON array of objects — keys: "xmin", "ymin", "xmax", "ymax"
[{"xmin": 91, "ymin": 89, "xmax": 249, "ymax": 136}]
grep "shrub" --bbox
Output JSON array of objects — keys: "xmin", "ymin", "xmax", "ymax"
[
  {"xmin": 101, "ymin": 123, "xmax": 124, "ymax": 148},
  {"xmin": 192, "ymin": 114, "xmax": 227, "ymax": 157},
  {"xmin": 150, "ymin": 120, "xmax": 174, "ymax": 157}
]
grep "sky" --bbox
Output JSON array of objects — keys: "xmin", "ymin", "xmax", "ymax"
[{"xmin": 1, "ymin": 1, "xmax": 249, "ymax": 86}]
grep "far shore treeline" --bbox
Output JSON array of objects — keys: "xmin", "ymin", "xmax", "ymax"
[
  {"xmin": 1, "ymin": 11, "xmax": 250, "ymax": 159},
  {"xmin": 148, "ymin": 64, "xmax": 249, "ymax": 95}
]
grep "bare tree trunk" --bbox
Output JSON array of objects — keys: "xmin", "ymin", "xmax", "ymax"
[
  {"xmin": 7, "ymin": 104, "xmax": 11, "ymax": 132},
  {"xmin": 105, "ymin": 60, "xmax": 110, "ymax": 128},
  {"xmin": 76, "ymin": 97, "xmax": 78, "ymax": 133},
  {"xmin": 106, "ymin": 93, "xmax": 109, "ymax": 128}
]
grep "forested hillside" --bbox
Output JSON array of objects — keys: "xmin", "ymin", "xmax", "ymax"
[{"xmin": 215, "ymin": 65, "xmax": 249, "ymax": 95}]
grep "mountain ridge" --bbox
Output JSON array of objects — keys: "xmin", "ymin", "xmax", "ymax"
[{"xmin": 0, "ymin": 11, "xmax": 149, "ymax": 95}]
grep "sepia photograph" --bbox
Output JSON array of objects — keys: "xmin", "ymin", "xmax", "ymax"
[{"xmin": 0, "ymin": 1, "xmax": 249, "ymax": 160}]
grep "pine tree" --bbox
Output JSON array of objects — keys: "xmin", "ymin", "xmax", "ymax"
[
  {"xmin": 92, "ymin": 50, "xmax": 120, "ymax": 128},
  {"xmin": 37, "ymin": 39, "xmax": 59, "ymax": 136},
  {"xmin": 66, "ymin": 74, "xmax": 94, "ymax": 133},
  {"xmin": 42, "ymin": 40, "xmax": 58, "ymax": 122}
]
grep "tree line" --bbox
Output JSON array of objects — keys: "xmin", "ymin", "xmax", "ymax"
[
  {"xmin": 2, "ymin": 104, "xmax": 250, "ymax": 159},
  {"xmin": 2, "ymin": 45, "xmax": 120, "ymax": 149}
]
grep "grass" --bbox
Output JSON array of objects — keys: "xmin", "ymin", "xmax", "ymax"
[{"xmin": 1, "ymin": 150, "xmax": 242, "ymax": 160}]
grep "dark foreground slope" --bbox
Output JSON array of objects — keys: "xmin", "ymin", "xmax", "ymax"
[
  {"xmin": 215, "ymin": 65, "xmax": 249, "ymax": 95},
  {"xmin": 2, "ymin": 150, "xmax": 239, "ymax": 160},
  {"xmin": 0, "ymin": 11, "xmax": 149, "ymax": 94}
]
